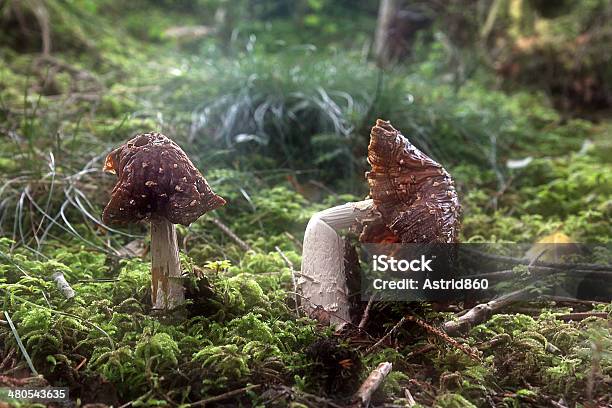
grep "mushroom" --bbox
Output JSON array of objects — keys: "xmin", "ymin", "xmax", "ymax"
[
  {"xmin": 102, "ymin": 132, "xmax": 226, "ymax": 310},
  {"xmin": 360, "ymin": 119, "xmax": 460, "ymax": 244},
  {"xmin": 298, "ymin": 120, "xmax": 460, "ymax": 324}
]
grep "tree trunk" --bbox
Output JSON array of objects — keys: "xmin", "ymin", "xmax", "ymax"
[
  {"xmin": 374, "ymin": 0, "xmax": 400, "ymax": 66},
  {"xmin": 150, "ymin": 217, "xmax": 184, "ymax": 310}
]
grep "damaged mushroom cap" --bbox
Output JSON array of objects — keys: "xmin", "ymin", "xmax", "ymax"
[
  {"xmin": 102, "ymin": 132, "xmax": 226, "ymax": 226},
  {"xmin": 360, "ymin": 119, "xmax": 460, "ymax": 243}
]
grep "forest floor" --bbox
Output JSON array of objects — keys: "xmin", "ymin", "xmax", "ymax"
[{"xmin": 0, "ymin": 2, "xmax": 611, "ymax": 407}]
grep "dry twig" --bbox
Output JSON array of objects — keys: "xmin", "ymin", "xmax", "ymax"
[
  {"xmin": 557, "ymin": 312, "xmax": 608, "ymax": 321},
  {"xmin": 365, "ymin": 315, "xmax": 407, "ymax": 354},
  {"xmin": 209, "ymin": 217, "xmax": 253, "ymax": 252},
  {"xmin": 407, "ymin": 316, "xmax": 481, "ymax": 361},
  {"xmin": 264, "ymin": 384, "xmax": 344, "ymax": 408},
  {"xmin": 189, "ymin": 384, "xmax": 260, "ymax": 407},
  {"xmin": 443, "ymin": 288, "xmax": 530, "ymax": 335},
  {"xmin": 352, "ymin": 362, "xmax": 392, "ymax": 407},
  {"xmin": 405, "ymin": 388, "xmax": 417, "ymax": 407},
  {"xmin": 0, "ymin": 348, "xmax": 16, "ymax": 372},
  {"xmin": 463, "ymin": 248, "xmax": 612, "ymax": 272},
  {"xmin": 358, "ymin": 296, "xmax": 375, "ymax": 331}
]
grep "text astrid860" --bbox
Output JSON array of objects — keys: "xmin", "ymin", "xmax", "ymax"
[{"xmin": 372, "ymin": 278, "xmax": 489, "ymax": 291}]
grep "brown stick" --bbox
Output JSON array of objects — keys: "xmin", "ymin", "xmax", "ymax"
[
  {"xmin": 405, "ymin": 344, "xmax": 435, "ymax": 360},
  {"xmin": 352, "ymin": 362, "xmax": 392, "ymax": 407},
  {"xmin": 365, "ymin": 316, "xmax": 407, "ymax": 354},
  {"xmin": 407, "ymin": 316, "xmax": 481, "ymax": 361},
  {"xmin": 188, "ymin": 384, "xmax": 260, "ymax": 407},
  {"xmin": 0, "ymin": 348, "xmax": 16, "ymax": 372},
  {"xmin": 545, "ymin": 296, "xmax": 607, "ymax": 305},
  {"xmin": 268, "ymin": 384, "xmax": 345, "ymax": 408},
  {"xmin": 443, "ymin": 288, "xmax": 529, "ymax": 336},
  {"xmin": 74, "ymin": 357, "xmax": 87, "ymax": 371},
  {"xmin": 210, "ymin": 217, "xmax": 253, "ymax": 252},
  {"xmin": 557, "ymin": 312, "xmax": 608, "ymax": 321},
  {"xmin": 467, "ymin": 267, "xmax": 612, "ymax": 280},
  {"xmin": 463, "ymin": 248, "xmax": 612, "ymax": 272}
]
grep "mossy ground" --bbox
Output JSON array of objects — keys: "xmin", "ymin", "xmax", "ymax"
[{"xmin": 0, "ymin": 1, "xmax": 610, "ymax": 407}]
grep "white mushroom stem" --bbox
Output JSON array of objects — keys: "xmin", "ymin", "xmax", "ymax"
[
  {"xmin": 299, "ymin": 199, "xmax": 373, "ymax": 325},
  {"xmin": 150, "ymin": 217, "xmax": 184, "ymax": 310}
]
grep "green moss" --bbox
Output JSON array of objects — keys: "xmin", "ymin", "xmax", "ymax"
[{"xmin": 220, "ymin": 274, "xmax": 269, "ymax": 315}]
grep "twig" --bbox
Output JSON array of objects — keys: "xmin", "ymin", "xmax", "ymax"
[
  {"xmin": 358, "ymin": 296, "xmax": 375, "ymax": 331},
  {"xmin": 74, "ymin": 357, "xmax": 87, "ymax": 371},
  {"xmin": 527, "ymin": 246, "xmax": 549, "ymax": 274},
  {"xmin": 557, "ymin": 312, "xmax": 608, "ymax": 321},
  {"xmin": 550, "ymin": 399, "xmax": 570, "ymax": 408},
  {"xmin": 275, "ymin": 246, "xmax": 300, "ymax": 317},
  {"xmin": 307, "ymin": 180, "xmax": 338, "ymax": 198},
  {"xmin": 407, "ymin": 316, "xmax": 481, "ymax": 361},
  {"xmin": 546, "ymin": 342, "xmax": 562, "ymax": 355},
  {"xmin": 466, "ymin": 267, "xmax": 612, "ymax": 280},
  {"xmin": 189, "ymin": 384, "xmax": 260, "ymax": 407},
  {"xmin": 544, "ymin": 296, "xmax": 607, "ymax": 305},
  {"xmin": 0, "ymin": 348, "xmax": 16, "ymax": 372},
  {"xmin": 365, "ymin": 316, "xmax": 407, "ymax": 354},
  {"xmin": 463, "ymin": 248, "xmax": 612, "ymax": 272},
  {"xmin": 210, "ymin": 217, "xmax": 253, "ymax": 252},
  {"xmin": 3, "ymin": 311, "xmax": 38, "ymax": 375},
  {"xmin": 443, "ymin": 288, "xmax": 530, "ymax": 335},
  {"xmin": 266, "ymin": 384, "xmax": 344, "ymax": 408},
  {"xmin": 52, "ymin": 271, "xmax": 75, "ymax": 299},
  {"xmin": 352, "ymin": 362, "xmax": 392, "ymax": 407},
  {"xmin": 405, "ymin": 344, "xmax": 435, "ymax": 360},
  {"xmin": 405, "ymin": 388, "xmax": 417, "ymax": 407},
  {"xmin": 0, "ymin": 375, "xmax": 47, "ymax": 388}
]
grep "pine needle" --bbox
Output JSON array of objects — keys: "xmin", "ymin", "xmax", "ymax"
[{"xmin": 3, "ymin": 311, "xmax": 39, "ymax": 375}]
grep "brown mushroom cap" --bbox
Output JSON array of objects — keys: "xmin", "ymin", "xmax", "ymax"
[
  {"xmin": 102, "ymin": 132, "xmax": 226, "ymax": 226},
  {"xmin": 360, "ymin": 119, "xmax": 460, "ymax": 243}
]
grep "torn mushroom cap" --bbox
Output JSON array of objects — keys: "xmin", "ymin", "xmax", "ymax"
[
  {"xmin": 361, "ymin": 119, "xmax": 460, "ymax": 244},
  {"xmin": 102, "ymin": 132, "xmax": 226, "ymax": 226}
]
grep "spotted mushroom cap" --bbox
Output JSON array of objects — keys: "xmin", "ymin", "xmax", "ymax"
[
  {"xmin": 102, "ymin": 132, "xmax": 226, "ymax": 226},
  {"xmin": 361, "ymin": 119, "xmax": 460, "ymax": 243}
]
